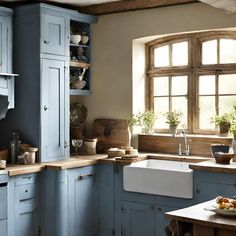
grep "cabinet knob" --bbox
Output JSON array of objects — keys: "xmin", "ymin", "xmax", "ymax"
[
  {"xmin": 44, "ymin": 105, "xmax": 49, "ymax": 111},
  {"xmin": 44, "ymin": 40, "xmax": 50, "ymax": 44},
  {"xmin": 64, "ymin": 141, "xmax": 68, "ymax": 149}
]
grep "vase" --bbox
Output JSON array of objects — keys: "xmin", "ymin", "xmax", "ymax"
[
  {"xmin": 169, "ymin": 125, "xmax": 178, "ymax": 137},
  {"xmin": 219, "ymin": 124, "xmax": 230, "ymax": 136},
  {"xmin": 142, "ymin": 124, "xmax": 154, "ymax": 134}
]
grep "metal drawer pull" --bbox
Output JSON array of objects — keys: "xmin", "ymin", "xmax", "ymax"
[
  {"xmin": 77, "ymin": 174, "xmax": 93, "ymax": 181},
  {"xmin": 44, "ymin": 40, "xmax": 50, "ymax": 44},
  {"xmin": 22, "ymin": 177, "xmax": 32, "ymax": 180},
  {"xmin": 0, "ymin": 183, "xmax": 7, "ymax": 187},
  {"xmin": 44, "ymin": 105, "xmax": 49, "ymax": 111}
]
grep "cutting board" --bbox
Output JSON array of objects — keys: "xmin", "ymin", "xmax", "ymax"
[{"xmin": 93, "ymin": 119, "xmax": 130, "ymax": 153}]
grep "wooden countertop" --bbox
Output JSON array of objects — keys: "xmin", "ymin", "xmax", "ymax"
[
  {"xmin": 166, "ymin": 199, "xmax": 236, "ymax": 232},
  {"xmin": 46, "ymin": 154, "xmax": 108, "ymax": 170},
  {"xmin": 189, "ymin": 159, "xmax": 236, "ymax": 174},
  {"xmin": 6, "ymin": 163, "xmax": 45, "ymax": 176}
]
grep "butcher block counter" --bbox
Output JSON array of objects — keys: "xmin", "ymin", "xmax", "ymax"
[
  {"xmin": 166, "ymin": 200, "xmax": 236, "ymax": 236},
  {"xmin": 189, "ymin": 159, "xmax": 236, "ymax": 174}
]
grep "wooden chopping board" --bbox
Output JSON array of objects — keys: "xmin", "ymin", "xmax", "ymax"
[{"xmin": 93, "ymin": 119, "xmax": 130, "ymax": 153}]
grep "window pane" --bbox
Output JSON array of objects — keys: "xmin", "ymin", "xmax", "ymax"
[
  {"xmin": 153, "ymin": 76, "xmax": 169, "ymax": 96},
  {"xmin": 172, "ymin": 41, "xmax": 188, "ymax": 66},
  {"xmin": 219, "ymin": 74, "xmax": 236, "ymax": 94},
  {"xmin": 202, "ymin": 40, "xmax": 217, "ymax": 65},
  {"xmin": 154, "ymin": 97, "xmax": 169, "ymax": 129},
  {"xmin": 199, "ymin": 96, "xmax": 215, "ymax": 129},
  {"xmin": 199, "ymin": 75, "xmax": 215, "ymax": 95},
  {"xmin": 220, "ymin": 39, "xmax": 236, "ymax": 64},
  {"xmin": 172, "ymin": 97, "xmax": 188, "ymax": 127},
  {"xmin": 219, "ymin": 96, "xmax": 236, "ymax": 114},
  {"xmin": 172, "ymin": 76, "xmax": 187, "ymax": 95},
  {"xmin": 154, "ymin": 45, "xmax": 169, "ymax": 67}
]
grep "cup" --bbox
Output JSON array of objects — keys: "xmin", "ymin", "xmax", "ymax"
[{"xmin": 0, "ymin": 159, "xmax": 6, "ymax": 169}]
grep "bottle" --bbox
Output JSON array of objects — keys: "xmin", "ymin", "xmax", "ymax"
[{"xmin": 10, "ymin": 131, "xmax": 20, "ymax": 164}]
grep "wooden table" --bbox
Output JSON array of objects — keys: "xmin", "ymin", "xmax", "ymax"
[{"xmin": 166, "ymin": 200, "xmax": 236, "ymax": 236}]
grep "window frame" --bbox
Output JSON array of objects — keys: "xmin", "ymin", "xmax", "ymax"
[{"xmin": 146, "ymin": 31, "xmax": 236, "ymax": 134}]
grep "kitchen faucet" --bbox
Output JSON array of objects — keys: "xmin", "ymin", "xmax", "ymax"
[{"xmin": 176, "ymin": 130, "xmax": 190, "ymax": 156}]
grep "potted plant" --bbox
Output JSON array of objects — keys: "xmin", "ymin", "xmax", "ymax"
[
  {"xmin": 128, "ymin": 110, "xmax": 157, "ymax": 134},
  {"xmin": 164, "ymin": 110, "xmax": 183, "ymax": 136},
  {"xmin": 213, "ymin": 113, "xmax": 232, "ymax": 136}
]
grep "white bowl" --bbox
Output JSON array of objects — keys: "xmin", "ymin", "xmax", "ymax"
[
  {"xmin": 70, "ymin": 35, "xmax": 81, "ymax": 44},
  {"xmin": 81, "ymin": 35, "xmax": 89, "ymax": 45}
]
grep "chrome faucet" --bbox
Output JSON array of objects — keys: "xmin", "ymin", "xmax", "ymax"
[{"xmin": 176, "ymin": 130, "xmax": 190, "ymax": 156}]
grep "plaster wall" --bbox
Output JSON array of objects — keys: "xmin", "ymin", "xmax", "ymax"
[{"xmin": 74, "ymin": 2, "xmax": 236, "ymax": 137}]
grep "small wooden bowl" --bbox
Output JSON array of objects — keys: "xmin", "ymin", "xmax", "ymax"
[{"xmin": 214, "ymin": 152, "xmax": 233, "ymax": 164}]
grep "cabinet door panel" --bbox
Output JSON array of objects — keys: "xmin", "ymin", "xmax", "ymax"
[
  {"xmin": 0, "ymin": 16, "xmax": 7, "ymax": 73},
  {"xmin": 68, "ymin": 167, "xmax": 96, "ymax": 236},
  {"xmin": 121, "ymin": 201, "xmax": 156, "ymax": 236},
  {"xmin": 41, "ymin": 59, "xmax": 66, "ymax": 161},
  {"xmin": 0, "ymin": 185, "xmax": 7, "ymax": 220},
  {"xmin": 0, "ymin": 219, "xmax": 7, "ymax": 236},
  {"xmin": 41, "ymin": 14, "xmax": 65, "ymax": 55}
]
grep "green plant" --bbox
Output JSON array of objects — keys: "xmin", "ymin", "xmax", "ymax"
[
  {"xmin": 128, "ymin": 110, "xmax": 157, "ymax": 134},
  {"xmin": 212, "ymin": 113, "xmax": 232, "ymax": 126},
  {"xmin": 164, "ymin": 110, "xmax": 183, "ymax": 126}
]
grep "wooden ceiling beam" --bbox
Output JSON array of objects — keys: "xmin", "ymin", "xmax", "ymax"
[{"xmin": 78, "ymin": 0, "xmax": 199, "ymax": 15}]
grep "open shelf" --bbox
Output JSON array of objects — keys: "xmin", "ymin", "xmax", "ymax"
[
  {"xmin": 70, "ymin": 89, "xmax": 91, "ymax": 96},
  {"xmin": 70, "ymin": 43, "xmax": 89, "ymax": 48},
  {"xmin": 70, "ymin": 61, "xmax": 90, "ymax": 68}
]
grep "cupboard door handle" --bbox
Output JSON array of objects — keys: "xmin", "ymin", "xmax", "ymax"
[
  {"xmin": 22, "ymin": 176, "xmax": 31, "ymax": 180},
  {"xmin": 64, "ymin": 141, "xmax": 68, "ymax": 149},
  {"xmin": 77, "ymin": 174, "xmax": 93, "ymax": 181},
  {"xmin": 44, "ymin": 105, "xmax": 49, "ymax": 111},
  {"xmin": 44, "ymin": 40, "xmax": 50, "ymax": 44}
]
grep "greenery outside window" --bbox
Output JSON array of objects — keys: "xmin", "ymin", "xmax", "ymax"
[{"xmin": 146, "ymin": 31, "xmax": 236, "ymax": 134}]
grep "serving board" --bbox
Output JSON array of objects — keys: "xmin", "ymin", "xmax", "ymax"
[{"xmin": 93, "ymin": 119, "xmax": 130, "ymax": 153}]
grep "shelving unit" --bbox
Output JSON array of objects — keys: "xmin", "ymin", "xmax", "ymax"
[{"xmin": 69, "ymin": 20, "xmax": 92, "ymax": 96}]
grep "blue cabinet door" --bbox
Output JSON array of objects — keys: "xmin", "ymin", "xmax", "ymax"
[
  {"xmin": 97, "ymin": 164, "xmax": 115, "ymax": 236},
  {"xmin": 41, "ymin": 59, "xmax": 69, "ymax": 162},
  {"xmin": 121, "ymin": 201, "xmax": 156, "ymax": 236},
  {"xmin": 67, "ymin": 166, "xmax": 97, "ymax": 236},
  {"xmin": 0, "ymin": 15, "xmax": 7, "ymax": 73},
  {"xmin": 0, "ymin": 183, "xmax": 7, "ymax": 236},
  {"xmin": 41, "ymin": 14, "xmax": 68, "ymax": 56},
  {"xmin": 194, "ymin": 171, "xmax": 236, "ymax": 202}
]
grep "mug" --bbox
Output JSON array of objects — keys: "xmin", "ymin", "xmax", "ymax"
[{"xmin": 0, "ymin": 159, "xmax": 6, "ymax": 169}]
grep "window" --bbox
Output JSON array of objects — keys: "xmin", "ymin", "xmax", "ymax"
[{"xmin": 146, "ymin": 31, "xmax": 236, "ymax": 134}]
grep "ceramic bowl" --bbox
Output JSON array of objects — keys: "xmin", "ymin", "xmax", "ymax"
[
  {"xmin": 70, "ymin": 35, "xmax": 81, "ymax": 44},
  {"xmin": 81, "ymin": 35, "xmax": 89, "ymax": 45},
  {"xmin": 214, "ymin": 152, "xmax": 233, "ymax": 164},
  {"xmin": 211, "ymin": 144, "xmax": 230, "ymax": 157}
]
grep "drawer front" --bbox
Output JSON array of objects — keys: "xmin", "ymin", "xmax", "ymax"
[
  {"xmin": 14, "ymin": 174, "xmax": 39, "ymax": 186},
  {"xmin": 0, "ymin": 174, "xmax": 8, "ymax": 184},
  {"xmin": 19, "ymin": 184, "xmax": 38, "ymax": 201},
  {"xmin": 0, "ymin": 185, "xmax": 7, "ymax": 220}
]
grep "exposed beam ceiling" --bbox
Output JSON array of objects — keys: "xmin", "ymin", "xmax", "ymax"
[
  {"xmin": 1, "ymin": 0, "xmax": 199, "ymax": 15},
  {"xmin": 78, "ymin": 0, "xmax": 199, "ymax": 15}
]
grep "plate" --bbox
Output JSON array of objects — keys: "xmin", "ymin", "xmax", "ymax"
[{"xmin": 204, "ymin": 205, "xmax": 236, "ymax": 217}]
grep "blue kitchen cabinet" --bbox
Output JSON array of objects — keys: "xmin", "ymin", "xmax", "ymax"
[
  {"xmin": 41, "ymin": 12, "xmax": 69, "ymax": 56},
  {"xmin": 41, "ymin": 58, "xmax": 69, "ymax": 162},
  {"xmin": 0, "ymin": 7, "xmax": 18, "ymax": 114},
  {"xmin": 0, "ymin": 3, "xmax": 70, "ymax": 162},
  {"xmin": 41, "ymin": 165, "xmax": 98, "ymax": 236},
  {"xmin": 0, "ymin": 182, "xmax": 7, "ymax": 236},
  {"xmin": 67, "ymin": 166, "xmax": 97, "ymax": 236},
  {"xmin": 194, "ymin": 171, "xmax": 236, "ymax": 202},
  {"xmin": 6, "ymin": 173, "xmax": 40, "ymax": 236},
  {"xmin": 97, "ymin": 164, "xmax": 115, "ymax": 236}
]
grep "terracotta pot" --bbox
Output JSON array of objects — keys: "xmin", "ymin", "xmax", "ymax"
[{"xmin": 219, "ymin": 124, "xmax": 230, "ymax": 136}]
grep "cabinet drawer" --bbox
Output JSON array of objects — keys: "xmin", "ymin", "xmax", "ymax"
[
  {"xmin": 19, "ymin": 200, "xmax": 38, "ymax": 214},
  {"xmin": 14, "ymin": 174, "xmax": 39, "ymax": 186},
  {"xmin": 19, "ymin": 184, "xmax": 38, "ymax": 201}
]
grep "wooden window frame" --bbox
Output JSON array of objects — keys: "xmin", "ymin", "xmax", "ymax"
[{"xmin": 146, "ymin": 30, "xmax": 236, "ymax": 134}]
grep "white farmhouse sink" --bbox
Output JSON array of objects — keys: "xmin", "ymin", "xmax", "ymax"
[{"xmin": 123, "ymin": 159, "xmax": 193, "ymax": 199}]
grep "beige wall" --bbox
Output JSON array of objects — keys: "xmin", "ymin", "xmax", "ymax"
[{"xmin": 74, "ymin": 2, "xmax": 236, "ymax": 137}]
